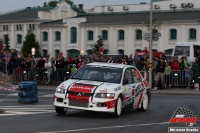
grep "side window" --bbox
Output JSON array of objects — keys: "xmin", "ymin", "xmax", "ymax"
[
  {"xmin": 123, "ymin": 69, "xmax": 133, "ymax": 84},
  {"xmin": 131, "ymin": 69, "xmax": 141, "ymax": 83}
]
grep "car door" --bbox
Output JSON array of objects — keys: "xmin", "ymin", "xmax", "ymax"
[
  {"xmin": 130, "ymin": 68, "xmax": 146, "ymax": 108},
  {"xmin": 122, "ymin": 68, "xmax": 135, "ymax": 107}
]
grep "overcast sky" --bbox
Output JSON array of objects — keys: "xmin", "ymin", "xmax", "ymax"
[{"xmin": 0, "ymin": 0, "xmax": 150, "ymax": 12}]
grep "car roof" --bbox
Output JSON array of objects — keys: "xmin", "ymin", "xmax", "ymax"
[{"xmin": 87, "ymin": 62, "xmax": 129, "ymax": 68}]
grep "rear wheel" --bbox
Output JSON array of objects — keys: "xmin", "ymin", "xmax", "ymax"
[
  {"xmin": 110, "ymin": 97, "xmax": 122, "ymax": 118},
  {"xmin": 55, "ymin": 107, "xmax": 68, "ymax": 114},
  {"xmin": 136, "ymin": 93, "xmax": 148, "ymax": 112}
]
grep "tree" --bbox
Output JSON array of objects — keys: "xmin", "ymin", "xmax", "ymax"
[
  {"xmin": 142, "ymin": 11, "xmax": 163, "ymax": 42},
  {"xmin": 86, "ymin": 36, "xmax": 109, "ymax": 55},
  {"xmin": 48, "ymin": 1, "xmax": 58, "ymax": 7},
  {"xmin": 21, "ymin": 30, "xmax": 41, "ymax": 57},
  {"xmin": 48, "ymin": 0, "xmax": 73, "ymax": 7},
  {"xmin": 43, "ymin": 2, "xmax": 48, "ymax": 7},
  {"xmin": 4, "ymin": 34, "xmax": 10, "ymax": 51}
]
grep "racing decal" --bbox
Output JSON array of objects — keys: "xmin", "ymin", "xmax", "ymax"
[
  {"xmin": 69, "ymin": 84, "xmax": 95, "ymax": 93},
  {"xmin": 123, "ymin": 84, "xmax": 133, "ymax": 99},
  {"xmin": 136, "ymin": 93, "xmax": 143, "ymax": 108},
  {"xmin": 122, "ymin": 96, "xmax": 134, "ymax": 107},
  {"xmin": 135, "ymin": 83, "xmax": 145, "ymax": 97},
  {"xmin": 68, "ymin": 94, "xmax": 90, "ymax": 102},
  {"xmin": 100, "ymin": 89, "xmax": 108, "ymax": 93},
  {"xmin": 142, "ymin": 79, "xmax": 150, "ymax": 88},
  {"xmin": 60, "ymin": 84, "xmax": 65, "ymax": 89},
  {"xmin": 104, "ymin": 83, "xmax": 113, "ymax": 86},
  {"xmin": 105, "ymin": 99, "xmax": 117, "ymax": 109}
]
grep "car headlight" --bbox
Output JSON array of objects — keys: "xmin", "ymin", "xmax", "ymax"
[
  {"xmin": 56, "ymin": 87, "xmax": 65, "ymax": 94},
  {"xmin": 95, "ymin": 93, "xmax": 115, "ymax": 99}
]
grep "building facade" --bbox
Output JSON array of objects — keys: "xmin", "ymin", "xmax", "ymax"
[{"xmin": 1, "ymin": 0, "xmax": 200, "ymax": 57}]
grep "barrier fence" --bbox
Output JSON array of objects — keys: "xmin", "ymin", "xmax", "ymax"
[{"xmin": 12, "ymin": 68, "xmax": 199, "ymax": 87}]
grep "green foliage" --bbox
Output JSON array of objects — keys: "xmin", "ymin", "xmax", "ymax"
[
  {"xmin": 48, "ymin": 1, "xmax": 58, "ymax": 7},
  {"xmin": 4, "ymin": 35, "xmax": 10, "ymax": 51},
  {"xmin": 86, "ymin": 36, "xmax": 109, "ymax": 55},
  {"xmin": 142, "ymin": 11, "xmax": 163, "ymax": 41},
  {"xmin": 48, "ymin": 0, "xmax": 73, "ymax": 7},
  {"xmin": 43, "ymin": 2, "xmax": 48, "ymax": 7},
  {"xmin": 21, "ymin": 30, "xmax": 41, "ymax": 57},
  {"xmin": 65, "ymin": 0, "xmax": 73, "ymax": 5}
]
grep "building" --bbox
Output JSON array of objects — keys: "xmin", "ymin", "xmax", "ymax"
[{"xmin": 1, "ymin": 0, "xmax": 200, "ymax": 57}]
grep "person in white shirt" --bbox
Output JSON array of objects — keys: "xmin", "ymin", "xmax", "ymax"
[{"xmin": 44, "ymin": 59, "xmax": 52, "ymax": 84}]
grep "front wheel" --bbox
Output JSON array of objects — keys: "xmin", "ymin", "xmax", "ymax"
[
  {"xmin": 55, "ymin": 107, "xmax": 68, "ymax": 114},
  {"xmin": 136, "ymin": 93, "xmax": 148, "ymax": 112},
  {"xmin": 110, "ymin": 97, "xmax": 122, "ymax": 118}
]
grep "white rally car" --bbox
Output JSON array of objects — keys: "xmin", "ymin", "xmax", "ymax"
[{"xmin": 53, "ymin": 62, "xmax": 151, "ymax": 117}]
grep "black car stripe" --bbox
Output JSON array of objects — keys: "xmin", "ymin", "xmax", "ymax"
[{"xmin": 90, "ymin": 82, "xmax": 104, "ymax": 101}]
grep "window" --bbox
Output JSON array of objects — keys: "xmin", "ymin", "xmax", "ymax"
[
  {"xmin": 29, "ymin": 24, "xmax": 32, "ymax": 30},
  {"xmin": 118, "ymin": 30, "xmax": 124, "ymax": 40},
  {"xmin": 136, "ymin": 29, "xmax": 142, "ymax": 40},
  {"xmin": 193, "ymin": 45, "xmax": 200, "ymax": 57},
  {"xmin": 189, "ymin": 28, "xmax": 196, "ymax": 40},
  {"xmin": 55, "ymin": 31, "xmax": 61, "ymax": 41},
  {"xmin": 19, "ymin": 24, "xmax": 22, "ymax": 30},
  {"xmin": 71, "ymin": 27, "xmax": 77, "ymax": 43},
  {"xmin": 131, "ymin": 69, "xmax": 141, "ymax": 83},
  {"xmin": 170, "ymin": 29, "xmax": 177, "ymax": 40},
  {"xmin": 43, "ymin": 50, "xmax": 48, "ymax": 57},
  {"xmin": 17, "ymin": 34, "xmax": 22, "ymax": 44},
  {"xmin": 123, "ymin": 69, "xmax": 133, "ymax": 84},
  {"xmin": 3, "ymin": 25, "xmax": 8, "ymax": 31},
  {"xmin": 43, "ymin": 32, "xmax": 48, "ymax": 41},
  {"xmin": 55, "ymin": 50, "xmax": 60, "ymax": 58},
  {"xmin": 16, "ymin": 25, "xmax": 19, "ymax": 30},
  {"xmin": 88, "ymin": 30, "xmax": 93, "ymax": 40},
  {"xmin": 4, "ymin": 34, "xmax": 8, "ymax": 43},
  {"xmin": 118, "ymin": 49, "xmax": 124, "ymax": 55},
  {"xmin": 174, "ymin": 46, "xmax": 190, "ymax": 56},
  {"xmin": 102, "ymin": 30, "xmax": 108, "ymax": 40},
  {"xmin": 32, "ymin": 24, "xmax": 35, "ymax": 30}
]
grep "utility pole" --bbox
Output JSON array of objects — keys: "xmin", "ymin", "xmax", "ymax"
[{"xmin": 149, "ymin": 0, "xmax": 153, "ymax": 89}]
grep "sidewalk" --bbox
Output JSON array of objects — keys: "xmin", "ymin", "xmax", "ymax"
[{"xmin": 37, "ymin": 85, "xmax": 200, "ymax": 95}]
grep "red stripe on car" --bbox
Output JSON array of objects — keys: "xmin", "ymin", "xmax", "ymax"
[{"xmin": 137, "ymin": 93, "xmax": 143, "ymax": 108}]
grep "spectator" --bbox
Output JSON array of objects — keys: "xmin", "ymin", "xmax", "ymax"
[
  {"xmin": 107, "ymin": 56, "xmax": 114, "ymax": 63},
  {"xmin": 185, "ymin": 64, "xmax": 191, "ymax": 89},
  {"xmin": 183, "ymin": 50, "xmax": 188, "ymax": 61},
  {"xmin": 71, "ymin": 64, "xmax": 77, "ymax": 76},
  {"xmin": 164, "ymin": 62, "xmax": 171, "ymax": 89},
  {"xmin": 73, "ymin": 56, "xmax": 79, "ymax": 68},
  {"xmin": 171, "ymin": 56, "xmax": 180, "ymax": 86},
  {"xmin": 131, "ymin": 60, "xmax": 136, "ymax": 67},
  {"xmin": 122, "ymin": 58, "xmax": 127, "ymax": 64},
  {"xmin": 44, "ymin": 59, "xmax": 52, "ymax": 84},
  {"xmin": 65, "ymin": 65, "xmax": 71, "ymax": 80},
  {"xmin": 142, "ymin": 47, "xmax": 149, "ymax": 53},
  {"xmin": 36, "ymin": 56, "xmax": 45, "ymax": 83},
  {"xmin": 136, "ymin": 57, "xmax": 143, "ymax": 71},
  {"xmin": 154, "ymin": 58, "xmax": 165, "ymax": 90},
  {"xmin": 191, "ymin": 62, "xmax": 200, "ymax": 83},
  {"xmin": 127, "ymin": 58, "xmax": 132, "ymax": 65},
  {"xmin": 114, "ymin": 57, "xmax": 121, "ymax": 63},
  {"xmin": 7, "ymin": 58, "xmax": 12, "ymax": 75}
]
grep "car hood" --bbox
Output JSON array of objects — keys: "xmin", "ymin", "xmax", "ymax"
[{"xmin": 59, "ymin": 79, "xmax": 121, "ymax": 93}]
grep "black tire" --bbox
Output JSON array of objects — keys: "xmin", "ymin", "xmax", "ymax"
[
  {"xmin": 55, "ymin": 107, "xmax": 68, "ymax": 114},
  {"xmin": 110, "ymin": 96, "xmax": 122, "ymax": 118},
  {"xmin": 136, "ymin": 93, "xmax": 149, "ymax": 112}
]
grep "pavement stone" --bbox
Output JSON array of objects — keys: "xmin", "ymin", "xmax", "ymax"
[{"xmin": 37, "ymin": 85, "xmax": 200, "ymax": 95}]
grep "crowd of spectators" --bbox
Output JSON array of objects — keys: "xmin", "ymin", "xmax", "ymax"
[{"xmin": 0, "ymin": 48, "xmax": 199, "ymax": 88}]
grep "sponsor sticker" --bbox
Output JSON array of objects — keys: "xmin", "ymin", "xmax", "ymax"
[
  {"xmin": 69, "ymin": 84, "xmax": 95, "ymax": 92},
  {"xmin": 100, "ymin": 89, "xmax": 108, "ymax": 93},
  {"xmin": 114, "ymin": 86, "xmax": 121, "ymax": 92}
]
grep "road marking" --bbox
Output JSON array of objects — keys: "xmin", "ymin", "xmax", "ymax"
[
  {"xmin": 41, "ymin": 94, "xmax": 54, "ymax": 97},
  {"xmin": 38, "ymin": 122, "xmax": 169, "ymax": 133}
]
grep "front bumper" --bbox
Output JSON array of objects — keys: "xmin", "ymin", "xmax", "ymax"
[{"xmin": 53, "ymin": 93, "xmax": 116, "ymax": 113}]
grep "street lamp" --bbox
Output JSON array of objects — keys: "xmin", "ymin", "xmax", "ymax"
[
  {"xmin": 149, "ymin": 0, "xmax": 153, "ymax": 90},
  {"xmin": 31, "ymin": 47, "xmax": 36, "ymax": 57}
]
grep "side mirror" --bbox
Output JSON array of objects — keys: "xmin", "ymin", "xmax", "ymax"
[{"xmin": 123, "ymin": 78, "xmax": 128, "ymax": 85}]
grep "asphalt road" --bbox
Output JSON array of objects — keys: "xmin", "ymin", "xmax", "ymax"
[{"xmin": 0, "ymin": 90, "xmax": 200, "ymax": 133}]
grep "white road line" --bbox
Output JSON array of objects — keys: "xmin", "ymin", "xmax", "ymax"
[
  {"xmin": 41, "ymin": 94, "xmax": 54, "ymax": 97},
  {"xmin": 38, "ymin": 122, "xmax": 169, "ymax": 133}
]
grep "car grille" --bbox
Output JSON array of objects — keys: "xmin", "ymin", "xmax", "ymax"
[
  {"xmin": 68, "ymin": 91, "xmax": 94, "ymax": 97},
  {"xmin": 57, "ymin": 98, "xmax": 63, "ymax": 103},
  {"xmin": 69, "ymin": 100, "xmax": 88, "ymax": 108}
]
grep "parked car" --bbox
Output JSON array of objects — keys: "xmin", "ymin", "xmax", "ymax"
[{"xmin": 53, "ymin": 62, "xmax": 151, "ymax": 117}]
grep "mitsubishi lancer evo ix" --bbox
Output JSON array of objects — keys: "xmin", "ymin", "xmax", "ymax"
[{"xmin": 53, "ymin": 62, "xmax": 151, "ymax": 117}]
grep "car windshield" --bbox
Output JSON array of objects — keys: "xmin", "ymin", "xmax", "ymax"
[
  {"xmin": 174, "ymin": 46, "xmax": 190, "ymax": 56},
  {"xmin": 71, "ymin": 65, "xmax": 123, "ymax": 84}
]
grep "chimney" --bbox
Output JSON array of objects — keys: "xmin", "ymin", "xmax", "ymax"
[{"xmin": 79, "ymin": 4, "xmax": 83, "ymax": 10}]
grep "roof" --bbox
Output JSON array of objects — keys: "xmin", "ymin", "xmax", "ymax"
[
  {"xmin": 71, "ymin": 5, "xmax": 87, "ymax": 16},
  {"xmin": 0, "ymin": 7, "xmax": 53, "ymax": 22},
  {"xmin": 80, "ymin": 11, "xmax": 200, "ymax": 25},
  {"xmin": 87, "ymin": 62, "xmax": 127, "ymax": 68},
  {"xmin": 39, "ymin": 19, "xmax": 64, "ymax": 26}
]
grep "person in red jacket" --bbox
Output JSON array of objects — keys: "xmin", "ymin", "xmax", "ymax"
[{"xmin": 171, "ymin": 56, "xmax": 180, "ymax": 86}]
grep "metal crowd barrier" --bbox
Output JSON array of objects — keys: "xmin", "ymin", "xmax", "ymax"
[
  {"xmin": 14, "ymin": 68, "xmax": 199, "ymax": 87},
  {"xmin": 14, "ymin": 68, "xmax": 71, "ymax": 84}
]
